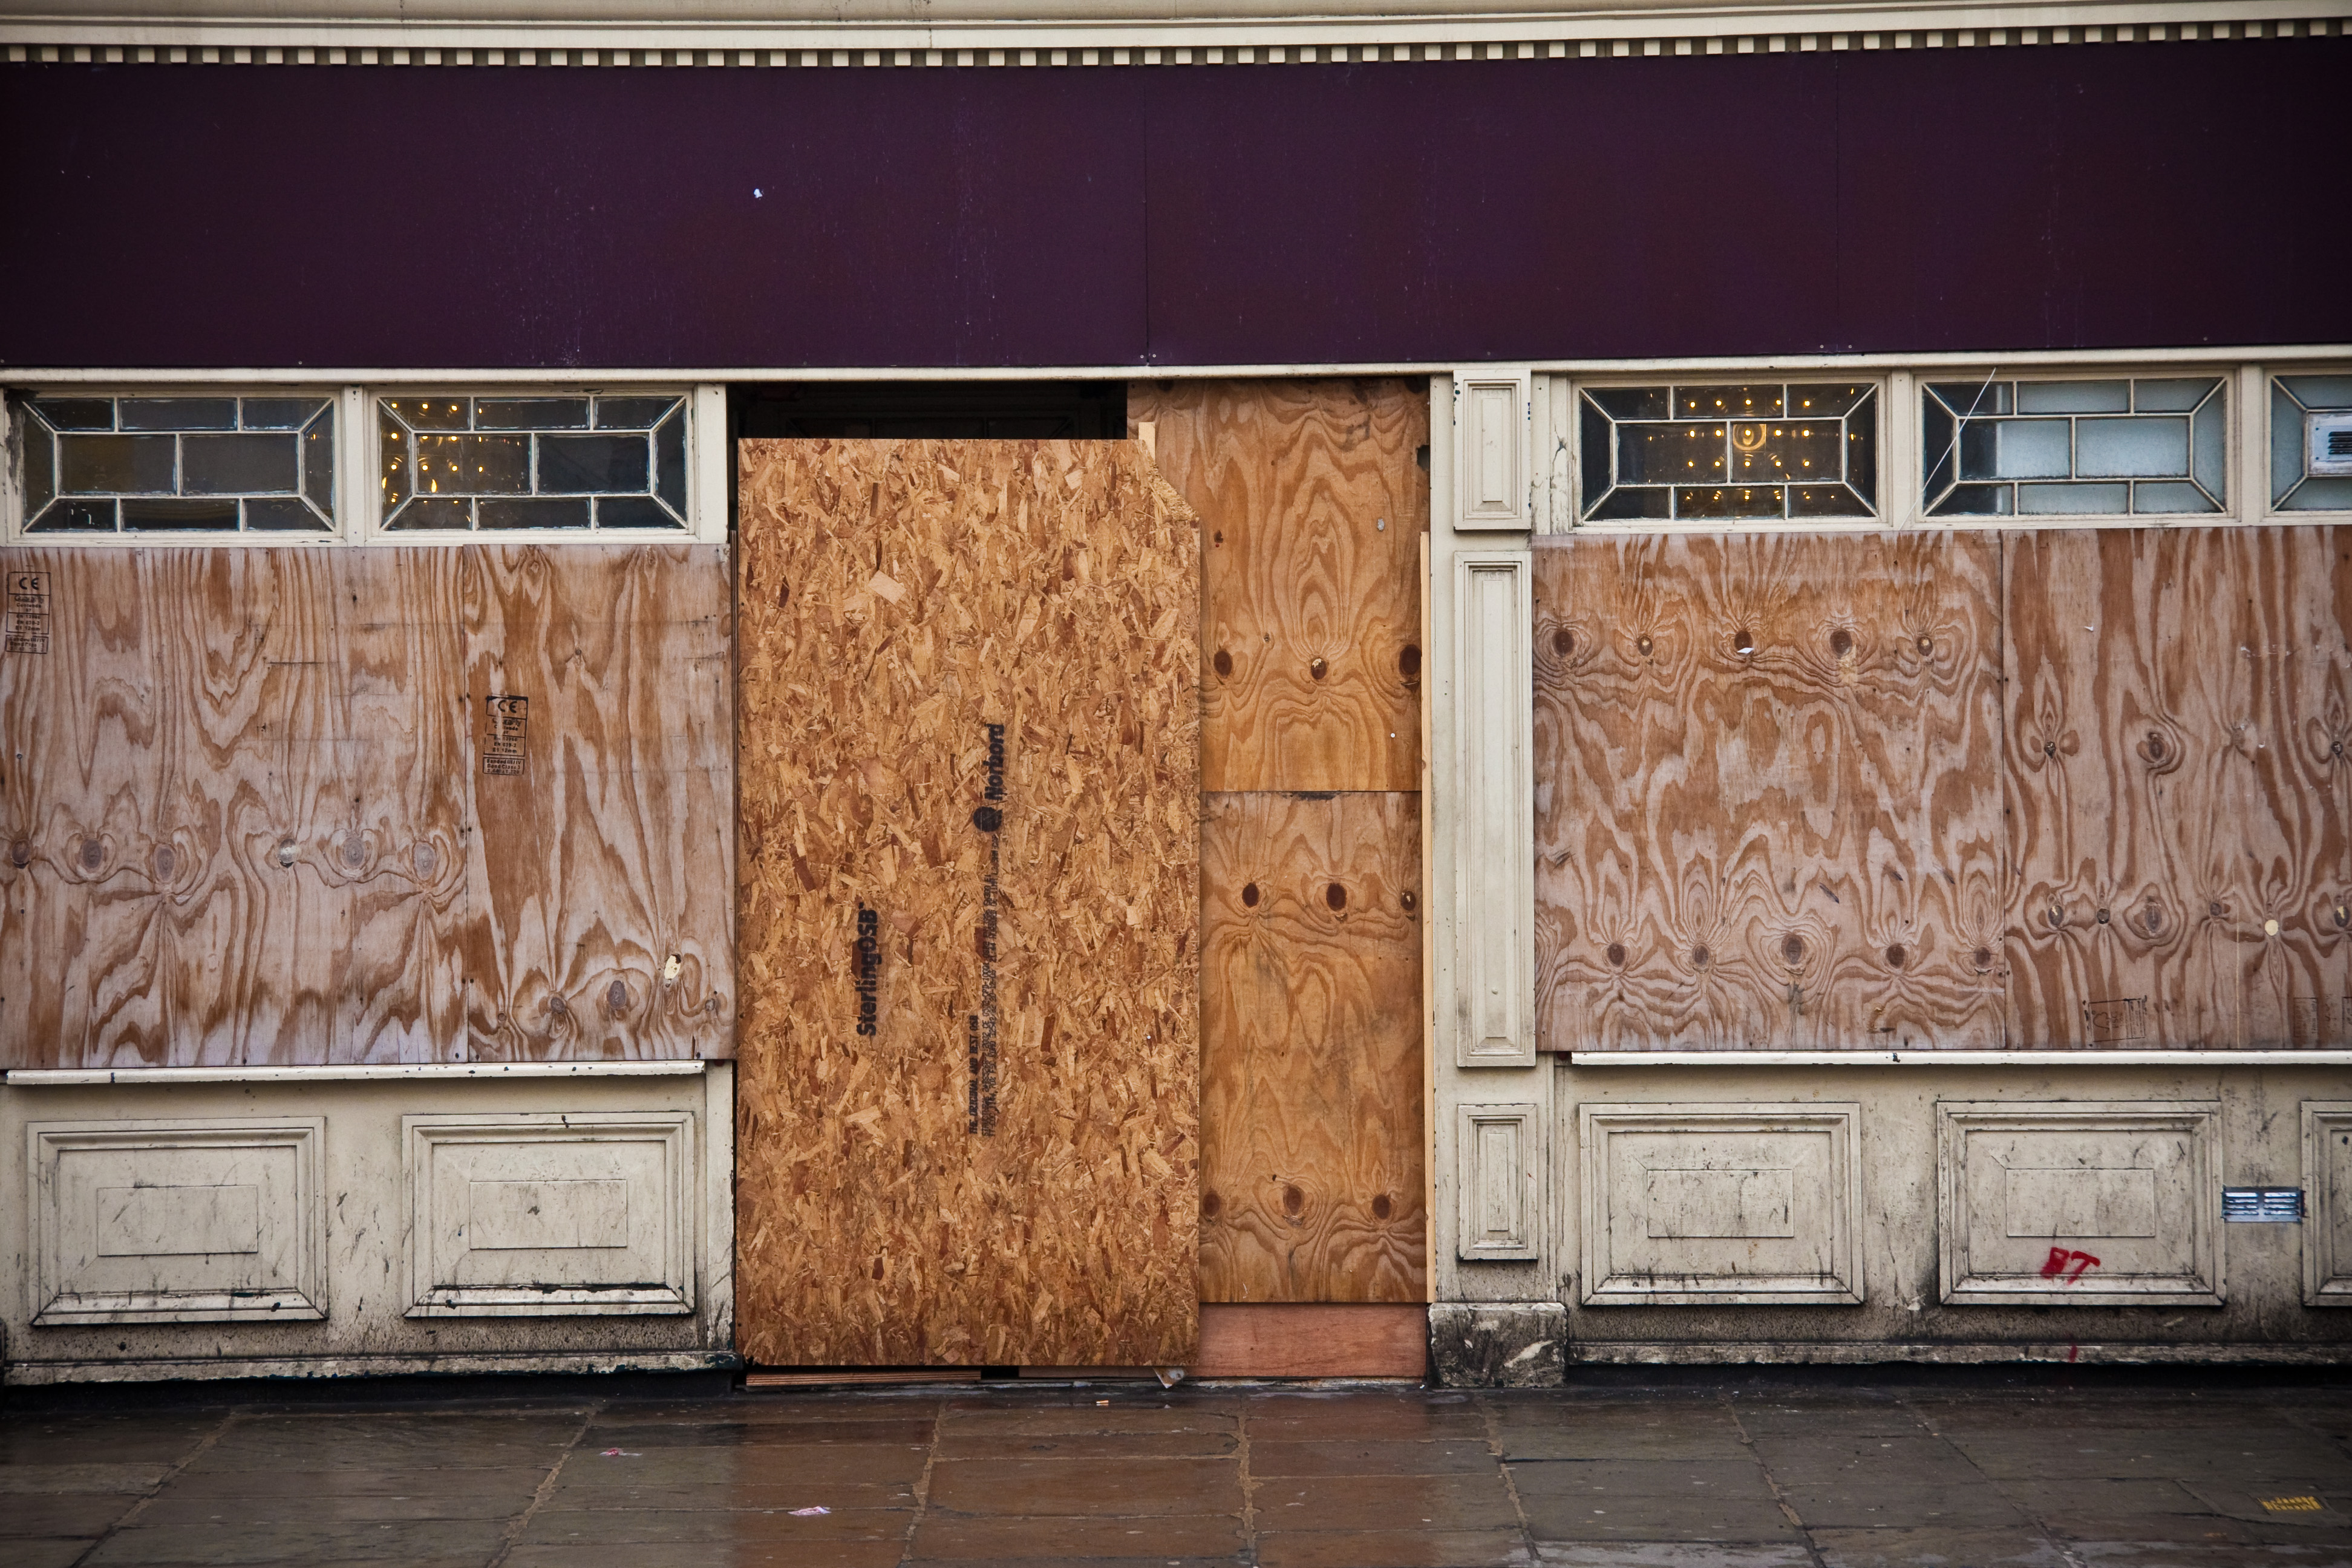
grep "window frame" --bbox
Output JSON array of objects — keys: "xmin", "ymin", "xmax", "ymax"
[
  {"xmin": 3, "ymin": 384, "xmax": 359, "ymax": 547},
  {"xmin": 2260, "ymin": 364, "xmax": 2352, "ymax": 521},
  {"xmin": 3, "ymin": 381, "xmax": 727, "ymax": 546}
]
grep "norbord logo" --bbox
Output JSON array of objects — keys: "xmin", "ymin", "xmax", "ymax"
[{"xmin": 968, "ymin": 721, "xmax": 1005, "ymax": 1135}]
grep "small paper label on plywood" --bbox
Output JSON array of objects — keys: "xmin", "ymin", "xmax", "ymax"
[
  {"xmin": 5, "ymin": 570, "xmax": 50, "ymax": 655},
  {"xmin": 2081, "ymin": 996, "xmax": 2148, "ymax": 1044},
  {"xmin": 483, "ymin": 694, "xmax": 529, "ymax": 776}
]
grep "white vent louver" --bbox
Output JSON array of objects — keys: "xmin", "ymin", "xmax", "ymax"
[{"xmin": 2311, "ymin": 413, "xmax": 2352, "ymax": 477}]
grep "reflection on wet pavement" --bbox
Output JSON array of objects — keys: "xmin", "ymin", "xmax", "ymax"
[{"xmin": 2, "ymin": 1379, "xmax": 2348, "ymax": 1566}]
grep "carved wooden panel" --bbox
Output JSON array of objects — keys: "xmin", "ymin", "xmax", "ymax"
[
  {"xmin": 1938, "ymin": 1100, "xmax": 2222, "ymax": 1305},
  {"xmin": 28, "ymin": 1117, "xmax": 325, "ymax": 1324},
  {"xmin": 733, "ymin": 438, "xmax": 1199, "ymax": 1367},
  {"xmin": 1129, "ymin": 379, "xmax": 1425, "ymax": 794},
  {"xmin": 405, "ymin": 1111, "xmax": 695, "ymax": 1316},
  {"xmin": 0, "ymin": 544, "xmax": 733, "ymax": 1069},
  {"xmin": 1198, "ymin": 791, "xmax": 1424, "ymax": 1301},
  {"xmin": 1455, "ymin": 1102, "xmax": 1540, "ymax": 1261},
  {"xmin": 1579, "ymin": 1103, "xmax": 1863, "ymax": 1304},
  {"xmin": 2305, "ymin": 1101, "xmax": 2352, "ymax": 1305},
  {"xmin": 1534, "ymin": 532, "xmax": 2005, "ymax": 1053}
]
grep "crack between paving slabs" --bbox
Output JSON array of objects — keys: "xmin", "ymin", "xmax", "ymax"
[
  {"xmin": 483, "ymin": 1399, "xmax": 604, "ymax": 1568},
  {"xmin": 893, "ymin": 1393, "xmax": 947, "ymax": 1567},
  {"xmin": 1236, "ymin": 1387, "xmax": 1261, "ymax": 1566},
  {"xmin": 1475, "ymin": 1390, "xmax": 1541, "ymax": 1568},
  {"xmin": 1722, "ymin": 1391, "xmax": 1834, "ymax": 1568},
  {"xmin": 68, "ymin": 1401, "xmax": 244, "ymax": 1568},
  {"xmin": 1898, "ymin": 1390, "xmax": 2091, "ymax": 1568}
]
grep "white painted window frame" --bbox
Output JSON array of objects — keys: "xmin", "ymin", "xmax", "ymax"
[
  {"xmin": 4, "ymin": 377, "xmax": 728, "ymax": 546},
  {"xmin": 2258, "ymin": 362, "xmax": 2352, "ymax": 523}
]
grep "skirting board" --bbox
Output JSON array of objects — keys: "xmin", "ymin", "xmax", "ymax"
[
  {"xmin": 1567, "ymin": 1341, "xmax": 2352, "ymax": 1367},
  {"xmin": 3, "ymin": 1350, "xmax": 740, "ymax": 1385},
  {"xmin": 1189, "ymin": 1303, "xmax": 1428, "ymax": 1379}
]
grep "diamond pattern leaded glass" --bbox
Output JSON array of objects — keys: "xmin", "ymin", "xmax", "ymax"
[
  {"xmin": 13, "ymin": 394, "xmax": 335, "ymax": 534},
  {"xmin": 1578, "ymin": 383, "xmax": 1878, "ymax": 522},
  {"xmin": 1922, "ymin": 377, "xmax": 2227, "ymax": 517},
  {"xmin": 378, "ymin": 394, "xmax": 688, "ymax": 532}
]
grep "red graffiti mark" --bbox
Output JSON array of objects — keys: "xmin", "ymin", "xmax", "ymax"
[
  {"xmin": 2040, "ymin": 1246, "xmax": 2102, "ymax": 1281},
  {"xmin": 2067, "ymin": 1342, "xmax": 2080, "ymax": 1364}
]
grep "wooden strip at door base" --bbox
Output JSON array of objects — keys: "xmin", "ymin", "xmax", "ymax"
[{"xmin": 1188, "ymin": 1303, "xmax": 1428, "ymax": 1379}]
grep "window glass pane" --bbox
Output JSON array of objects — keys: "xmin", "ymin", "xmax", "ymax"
[
  {"xmin": 242, "ymin": 397, "xmax": 327, "ymax": 431},
  {"xmin": 480, "ymin": 497, "xmax": 590, "ymax": 529},
  {"xmin": 2018, "ymin": 482, "xmax": 2128, "ymax": 515},
  {"xmin": 655, "ymin": 407, "xmax": 687, "ymax": 517},
  {"xmin": 384, "ymin": 497, "xmax": 472, "ymax": 531},
  {"xmin": 2282, "ymin": 478, "xmax": 2352, "ymax": 512},
  {"xmin": 2132, "ymin": 482, "xmax": 2222, "ymax": 514},
  {"xmin": 538, "ymin": 434, "xmax": 648, "ymax": 494},
  {"xmin": 393, "ymin": 398, "xmax": 472, "ymax": 431},
  {"xmin": 1579, "ymin": 397, "xmax": 1614, "ymax": 503},
  {"xmin": 62, "ymin": 434, "xmax": 175, "ymax": 494},
  {"xmin": 2273, "ymin": 382, "xmax": 2308, "ymax": 506},
  {"xmin": 119, "ymin": 397, "xmax": 237, "ymax": 431},
  {"xmin": 595, "ymin": 396, "xmax": 682, "ymax": 430},
  {"xmin": 1729, "ymin": 419, "xmax": 1842, "ymax": 487},
  {"xmin": 1928, "ymin": 381, "xmax": 2011, "ymax": 417},
  {"xmin": 122, "ymin": 497, "xmax": 241, "ymax": 531},
  {"xmin": 2076, "ymin": 416, "xmax": 2189, "ymax": 478},
  {"xmin": 1786, "ymin": 383, "xmax": 1870, "ymax": 419},
  {"xmin": 2017, "ymin": 380, "xmax": 2128, "ymax": 414},
  {"xmin": 246, "ymin": 497, "xmax": 328, "ymax": 530},
  {"xmin": 1926, "ymin": 483, "xmax": 2013, "ymax": 516},
  {"xmin": 1789, "ymin": 484, "xmax": 1870, "ymax": 517},
  {"xmin": 1844, "ymin": 389, "xmax": 1878, "ymax": 501},
  {"xmin": 1678, "ymin": 385, "xmax": 1783, "ymax": 419},
  {"xmin": 1619, "ymin": 422, "xmax": 1722, "ymax": 486},
  {"xmin": 1589, "ymin": 387, "xmax": 1668, "ymax": 420},
  {"xmin": 1587, "ymin": 486, "xmax": 1670, "ymax": 521},
  {"xmin": 183, "ymin": 433, "xmax": 299, "ymax": 495},
  {"xmin": 2192, "ymin": 398, "xmax": 2226, "ymax": 501},
  {"xmin": 1676, "ymin": 485, "xmax": 1783, "ymax": 519},
  {"xmin": 479, "ymin": 397, "xmax": 589, "ymax": 430},
  {"xmin": 596, "ymin": 496, "xmax": 690, "ymax": 529},
  {"xmin": 30, "ymin": 499, "xmax": 115, "ymax": 531},
  {"xmin": 34, "ymin": 397, "xmax": 116, "ymax": 430},
  {"xmin": 1961, "ymin": 419, "xmax": 2068, "ymax": 480},
  {"xmin": 19, "ymin": 408, "xmax": 57, "ymax": 515},
  {"xmin": 2134, "ymin": 378, "xmax": 2216, "ymax": 413},
  {"xmin": 2281, "ymin": 376, "xmax": 2352, "ymax": 408},
  {"xmin": 302, "ymin": 410, "xmax": 335, "ymax": 518}
]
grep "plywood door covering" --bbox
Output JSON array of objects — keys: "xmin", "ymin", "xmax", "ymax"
[
  {"xmin": 732, "ymin": 438, "xmax": 1200, "ymax": 1367},
  {"xmin": 0, "ymin": 544, "xmax": 733, "ymax": 1069},
  {"xmin": 1535, "ymin": 526, "xmax": 2352, "ymax": 1052},
  {"xmin": 1134, "ymin": 379, "xmax": 1429, "ymax": 1304}
]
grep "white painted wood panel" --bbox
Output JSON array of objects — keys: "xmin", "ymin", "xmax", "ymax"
[
  {"xmin": 1579, "ymin": 1102, "xmax": 1863, "ymax": 1304},
  {"xmin": 1456, "ymin": 1103, "xmax": 1540, "ymax": 1260},
  {"xmin": 404, "ymin": 1111, "xmax": 694, "ymax": 1316},
  {"xmin": 29, "ymin": 1119, "xmax": 325, "ymax": 1324},
  {"xmin": 1452, "ymin": 369, "xmax": 1532, "ymax": 531},
  {"xmin": 2304, "ymin": 1100, "xmax": 2352, "ymax": 1306},
  {"xmin": 1452, "ymin": 552, "xmax": 1535, "ymax": 1067},
  {"xmin": 1938, "ymin": 1101, "xmax": 2222, "ymax": 1306}
]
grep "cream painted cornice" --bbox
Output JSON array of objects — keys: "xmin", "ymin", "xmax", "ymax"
[{"xmin": 2, "ymin": 0, "xmax": 2342, "ymax": 62}]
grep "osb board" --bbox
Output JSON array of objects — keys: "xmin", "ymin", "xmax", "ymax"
[
  {"xmin": 1129, "ymin": 379, "xmax": 1426, "ymax": 793},
  {"xmin": 2004, "ymin": 528, "xmax": 2352, "ymax": 1049},
  {"xmin": 1189, "ymin": 1302, "xmax": 1428, "ymax": 1378},
  {"xmin": 0, "ymin": 544, "xmax": 732, "ymax": 1069},
  {"xmin": 733, "ymin": 438, "xmax": 1200, "ymax": 1367},
  {"xmin": 1533, "ymin": 532, "xmax": 2006, "ymax": 1052},
  {"xmin": 1198, "ymin": 791, "xmax": 1424, "ymax": 1302}
]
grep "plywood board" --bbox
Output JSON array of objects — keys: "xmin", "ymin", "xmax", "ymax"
[
  {"xmin": 2004, "ymin": 528, "xmax": 2352, "ymax": 1048},
  {"xmin": 1189, "ymin": 1302, "xmax": 1427, "ymax": 1378},
  {"xmin": 458, "ymin": 544, "xmax": 735, "ymax": 1061},
  {"xmin": 733, "ymin": 438, "xmax": 1200, "ymax": 1367},
  {"xmin": 1198, "ymin": 791, "xmax": 1424, "ymax": 1302},
  {"xmin": 1131, "ymin": 379, "xmax": 1426, "ymax": 793},
  {"xmin": 1533, "ymin": 532, "xmax": 2005, "ymax": 1053},
  {"xmin": 0, "ymin": 544, "xmax": 733, "ymax": 1070}
]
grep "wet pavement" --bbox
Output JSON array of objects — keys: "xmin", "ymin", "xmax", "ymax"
[{"xmin": 3, "ymin": 1376, "xmax": 2350, "ymax": 1567}]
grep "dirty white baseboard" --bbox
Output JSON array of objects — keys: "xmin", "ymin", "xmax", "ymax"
[
  {"xmin": 1568, "ymin": 1341, "xmax": 2352, "ymax": 1366},
  {"xmin": 4, "ymin": 1350, "xmax": 740, "ymax": 1385}
]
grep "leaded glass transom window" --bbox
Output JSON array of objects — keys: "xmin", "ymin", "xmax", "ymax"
[
  {"xmin": 1578, "ymin": 383, "xmax": 1878, "ymax": 521},
  {"xmin": 12, "ymin": 394, "xmax": 335, "ymax": 534},
  {"xmin": 1922, "ymin": 377, "xmax": 2226, "ymax": 517},
  {"xmin": 378, "ymin": 394, "xmax": 688, "ymax": 531},
  {"xmin": 2270, "ymin": 374, "xmax": 2352, "ymax": 513}
]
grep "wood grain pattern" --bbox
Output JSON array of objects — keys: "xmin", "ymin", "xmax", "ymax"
[
  {"xmin": 1189, "ymin": 1302, "xmax": 1428, "ymax": 1378},
  {"xmin": 1131, "ymin": 379, "xmax": 1426, "ymax": 793},
  {"xmin": 733, "ymin": 438, "xmax": 1200, "ymax": 1367},
  {"xmin": 1198, "ymin": 791, "xmax": 1424, "ymax": 1302},
  {"xmin": 459, "ymin": 544, "xmax": 735, "ymax": 1061},
  {"xmin": 1534, "ymin": 532, "xmax": 2006, "ymax": 1052},
  {"xmin": 0, "ymin": 543, "xmax": 732, "ymax": 1070},
  {"xmin": 2004, "ymin": 527, "xmax": 2352, "ymax": 1048}
]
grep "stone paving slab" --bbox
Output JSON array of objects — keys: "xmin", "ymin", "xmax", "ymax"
[{"xmin": 1, "ymin": 1378, "xmax": 2347, "ymax": 1566}]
